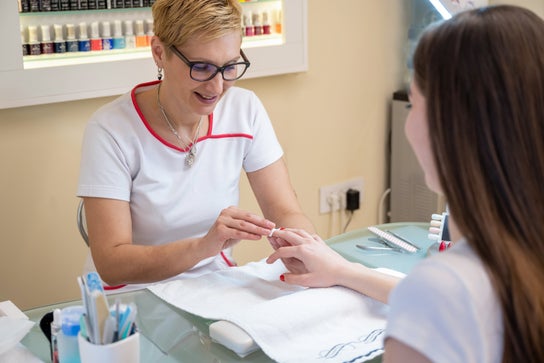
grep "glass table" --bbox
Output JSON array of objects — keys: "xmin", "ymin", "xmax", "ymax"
[{"xmin": 22, "ymin": 223, "xmax": 430, "ymax": 362}]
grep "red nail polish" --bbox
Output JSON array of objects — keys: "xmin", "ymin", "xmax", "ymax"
[
  {"xmin": 279, "ymin": 227, "xmax": 285, "ymax": 230},
  {"xmin": 279, "ymin": 274, "xmax": 285, "ymax": 281},
  {"xmin": 439, "ymin": 241, "xmax": 446, "ymax": 252}
]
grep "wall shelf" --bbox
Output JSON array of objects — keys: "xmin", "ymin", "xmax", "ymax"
[{"xmin": 0, "ymin": 0, "xmax": 307, "ymax": 109}]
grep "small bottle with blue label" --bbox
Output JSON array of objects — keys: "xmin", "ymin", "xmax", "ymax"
[
  {"xmin": 78, "ymin": 22, "xmax": 91, "ymax": 52},
  {"xmin": 101, "ymin": 21, "xmax": 113, "ymax": 50},
  {"xmin": 112, "ymin": 20, "xmax": 126, "ymax": 49},
  {"xmin": 53, "ymin": 24, "xmax": 67, "ymax": 54},
  {"xmin": 65, "ymin": 24, "xmax": 79, "ymax": 53}
]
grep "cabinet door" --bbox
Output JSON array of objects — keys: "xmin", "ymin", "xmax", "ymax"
[{"xmin": 0, "ymin": 0, "xmax": 307, "ymax": 109}]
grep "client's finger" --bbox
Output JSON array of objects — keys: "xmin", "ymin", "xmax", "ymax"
[
  {"xmin": 272, "ymin": 229, "xmax": 314, "ymax": 246},
  {"xmin": 266, "ymin": 245, "xmax": 300, "ymax": 264}
]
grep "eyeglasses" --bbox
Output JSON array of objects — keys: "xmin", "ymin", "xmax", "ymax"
[{"xmin": 170, "ymin": 46, "xmax": 251, "ymax": 82}]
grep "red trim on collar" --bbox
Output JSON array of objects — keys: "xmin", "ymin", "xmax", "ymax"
[{"xmin": 132, "ymin": 81, "xmax": 254, "ymax": 149}]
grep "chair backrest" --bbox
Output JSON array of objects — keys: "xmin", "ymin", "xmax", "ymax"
[{"xmin": 77, "ymin": 199, "xmax": 90, "ymax": 247}]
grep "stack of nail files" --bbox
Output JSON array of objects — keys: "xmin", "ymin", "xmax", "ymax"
[{"xmin": 77, "ymin": 272, "xmax": 138, "ymax": 345}]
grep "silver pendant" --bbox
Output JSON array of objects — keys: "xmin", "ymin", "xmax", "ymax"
[{"xmin": 185, "ymin": 148, "xmax": 196, "ymax": 167}]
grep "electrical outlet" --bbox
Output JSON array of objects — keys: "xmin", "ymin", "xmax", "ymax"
[{"xmin": 319, "ymin": 178, "xmax": 364, "ymax": 214}]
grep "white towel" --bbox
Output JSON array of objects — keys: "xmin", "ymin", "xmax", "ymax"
[{"xmin": 148, "ymin": 260, "xmax": 388, "ymax": 363}]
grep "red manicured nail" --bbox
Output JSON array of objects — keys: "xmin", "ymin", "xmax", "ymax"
[
  {"xmin": 279, "ymin": 227, "xmax": 285, "ymax": 230},
  {"xmin": 439, "ymin": 241, "xmax": 446, "ymax": 252},
  {"xmin": 279, "ymin": 274, "xmax": 285, "ymax": 281}
]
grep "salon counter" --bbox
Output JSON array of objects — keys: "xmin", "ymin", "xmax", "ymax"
[{"xmin": 22, "ymin": 222, "xmax": 431, "ymax": 362}]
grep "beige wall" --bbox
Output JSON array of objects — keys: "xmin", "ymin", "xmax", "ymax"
[{"xmin": 1, "ymin": 0, "xmax": 540, "ymax": 310}]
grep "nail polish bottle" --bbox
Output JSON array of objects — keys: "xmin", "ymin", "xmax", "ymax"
[
  {"xmin": 252, "ymin": 12, "xmax": 263, "ymax": 36},
  {"xmin": 40, "ymin": 0, "xmax": 52, "ymax": 11},
  {"xmin": 101, "ymin": 21, "xmax": 113, "ymax": 50},
  {"xmin": 275, "ymin": 9, "xmax": 282, "ymax": 34},
  {"xmin": 21, "ymin": 26, "xmax": 29, "ymax": 56},
  {"xmin": 244, "ymin": 12, "xmax": 254, "ymax": 37},
  {"xmin": 50, "ymin": 0, "xmax": 60, "ymax": 11},
  {"xmin": 112, "ymin": 20, "xmax": 126, "ymax": 49},
  {"xmin": 21, "ymin": 0, "xmax": 31, "ymax": 12},
  {"xmin": 262, "ymin": 11, "xmax": 271, "ymax": 35},
  {"xmin": 134, "ymin": 20, "xmax": 147, "ymax": 47},
  {"xmin": 29, "ymin": 0, "xmax": 40, "ymax": 12},
  {"xmin": 53, "ymin": 24, "xmax": 67, "ymax": 53},
  {"xmin": 41, "ymin": 25, "xmax": 54, "ymax": 54},
  {"xmin": 89, "ymin": 22, "xmax": 103, "ymax": 51},
  {"xmin": 59, "ymin": 0, "xmax": 70, "ymax": 11},
  {"xmin": 145, "ymin": 19, "xmax": 154, "ymax": 46},
  {"xmin": 65, "ymin": 23, "xmax": 79, "ymax": 52},
  {"xmin": 123, "ymin": 20, "xmax": 136, "ymax": 48},
  {"xmin": 28, "ymin": 25, "xmax": 41, "ymax": 55},
  {"xmin": 78, "ymin": 22, "xmax": 91, "ymax": 52}
]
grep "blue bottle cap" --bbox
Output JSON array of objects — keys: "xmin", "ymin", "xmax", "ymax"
[{"xmin": 61, "ymin": 305, "xmax": 84, "ymax": 336}]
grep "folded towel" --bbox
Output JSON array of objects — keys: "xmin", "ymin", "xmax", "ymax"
[{"xmin": 148, "ymin": 260, "xmax": 388, "ymax": 363}]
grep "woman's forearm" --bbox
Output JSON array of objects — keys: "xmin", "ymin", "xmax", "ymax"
[{"xmin": 337, "ymin": 262, "xmax": 401, "ymax": 304}]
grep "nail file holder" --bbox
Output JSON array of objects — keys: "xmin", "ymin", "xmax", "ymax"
[{"xmin": 367, "ymin": 226, "xmax": 419, "ymax": 253}]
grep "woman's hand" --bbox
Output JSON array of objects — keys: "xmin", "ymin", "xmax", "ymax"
[
  {"xmin": 266, "ymin": 228, "xmax": 351, "ymax": 287},
  {"xmin": 200, "ymin": 206, "xmax": 275, "ymax": 256}
]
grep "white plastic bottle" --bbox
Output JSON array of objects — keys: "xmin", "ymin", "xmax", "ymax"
[{"xmin": 57, "ymin": 305, "xmax": 84, "ymax": 363}]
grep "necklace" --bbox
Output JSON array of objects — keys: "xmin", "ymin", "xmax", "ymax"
[{"xmin": 157, "ymin": 82, "xmax": 203, "ymax": 167}]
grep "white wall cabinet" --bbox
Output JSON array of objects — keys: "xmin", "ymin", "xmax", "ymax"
[{"xmin": 0, "ymin": 0, "xmax": 307, "ymax": 109}]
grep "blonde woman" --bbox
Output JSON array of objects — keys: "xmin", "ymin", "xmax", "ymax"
[{"xmin": 77, "ymin": 0, "xmax": 313, "ymax": 289}]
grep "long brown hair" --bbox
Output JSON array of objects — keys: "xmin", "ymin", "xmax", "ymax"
[{"xmin": 413, "ymin": 5, "xmax": 544, "ymax": 362}]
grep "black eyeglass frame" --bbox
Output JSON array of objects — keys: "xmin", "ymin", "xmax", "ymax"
[{"xmin": 169, "ymin": 46, "xmax": 251, "ymax": 82}]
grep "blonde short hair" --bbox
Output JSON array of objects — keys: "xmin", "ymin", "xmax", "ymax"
[{"xmin": 152, "ymin": 0, "xmax": 242, "ymax": 48}]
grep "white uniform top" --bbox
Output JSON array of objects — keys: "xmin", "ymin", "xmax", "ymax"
[
  {"xmin": 386, "ymin": 240, "xmax": 504, "ymax": 363},
  {"xmin": 77, "ymin": 81, "xmax": 283, "ymax": 281}
]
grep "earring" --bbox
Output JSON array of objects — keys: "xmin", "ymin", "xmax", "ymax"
[{"xmin": 157, "ymin": 67, "xmax": 163, "ymax": 80}]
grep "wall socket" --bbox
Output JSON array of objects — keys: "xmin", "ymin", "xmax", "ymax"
[{"xmin": 319, "ymin": 177, "xmax": 364, "ymax": 214}]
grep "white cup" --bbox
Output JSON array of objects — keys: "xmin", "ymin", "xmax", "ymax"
[{"xmin": 78, "ymin": 331, "xmax": 140, "ymax": 363}]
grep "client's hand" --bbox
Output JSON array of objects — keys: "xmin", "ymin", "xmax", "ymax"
[{"xmin": 266, "ymin": 228, "xmax": 350, "ymax": 287}]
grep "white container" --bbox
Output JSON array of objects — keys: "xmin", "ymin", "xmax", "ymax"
[{"xmin": 78, "ymin": 332, "xmax": 140, "ymax": 363}]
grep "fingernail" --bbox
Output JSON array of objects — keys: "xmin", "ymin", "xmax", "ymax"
[
  {"xmin": 439, "ymin": 241, "xmax": 446, "ymax": 252},
  {"xmin": 279, "ymin": 227, "xmax": 285, "ymax": 230},
  {"xmin": 279, "ymin": 274, "xmax": 285, "ymax": 281}
]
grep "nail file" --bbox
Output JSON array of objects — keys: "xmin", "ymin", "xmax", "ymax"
[
  {"xmin": 367, "ymin": 226, "xmax": 419, "ymax": 253},
  {"xmin": 209, "ymin": 320, "xmax": 259, "ymax": 357}
]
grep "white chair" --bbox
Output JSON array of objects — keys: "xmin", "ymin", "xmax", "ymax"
[{"xmin": 77, "ymin": 198, "xmax": 89, "ymax": 247}]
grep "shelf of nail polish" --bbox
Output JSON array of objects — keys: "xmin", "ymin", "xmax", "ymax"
[
  {"xmin": 21, "ymin": 18, "xmax": 153, "ymax": 58},
  {"xmin": 1, "ymin": 0, "xmax": 307, "ymax": 109}
]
